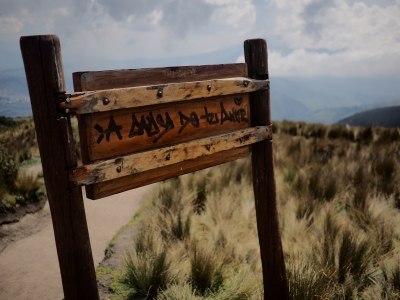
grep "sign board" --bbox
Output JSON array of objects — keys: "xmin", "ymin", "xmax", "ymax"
[
  {"xmin": 79, "ymin": 94, "xmax": 250, "ymax": 161},
  {"xmin": 72, "ymin": 64, "xmax": 266, "ymax": 199},
  {"xmin": 20, "ymin": 35, "xmax": 288, "ymax": 300}
]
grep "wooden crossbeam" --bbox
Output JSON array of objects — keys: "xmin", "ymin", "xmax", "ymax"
[
  {"xmin": 70, "ymin": 125, "xmax": 272, "ymax": 185},
  {"xmin": 60, "ymin": 77, "xmax": 269, "ymax": 114}
]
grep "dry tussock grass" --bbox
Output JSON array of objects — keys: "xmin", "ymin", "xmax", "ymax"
[{"xmin": 110, "ymin": 122, "xmax": 400, "ymax": 299}]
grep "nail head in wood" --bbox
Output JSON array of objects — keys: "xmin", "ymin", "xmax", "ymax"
[
  {"xmin": 157, "ymin": 89, "xmax": 163, "ymax": 97},
  {"xmin": 102, "ymin": 97, "xmax": 110, "ymax": 105}
]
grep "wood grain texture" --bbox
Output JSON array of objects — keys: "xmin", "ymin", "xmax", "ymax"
[
  {"xmin": 20, "ymin": 35, "xmax": 99, "ymax": 299},
  {"xmin": 82, "ymin": 94, "xmax": 250, "ymax": 161},
  {"xmin": 245, "ymin": 39, "xmax": 289, "ymax": 300},
  {"xmin": 74, "ymin": 64, "xmax": 247, "ymax": 90},
  {"xmin": 71, "ymin": 126, "xmax": 272, "ymax": 185},
  {"xmin": 73, "ymin": 63, "xmax": 251, "ymax": 199},
  {"xmin": 86, "ymin": 147, "xmax": 249, "ymax": 199},
  {"xmin": 61, "ymin": 77, "xmax": 268, "ymax": 114}
]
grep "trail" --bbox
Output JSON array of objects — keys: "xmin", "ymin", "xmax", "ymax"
[{"xmin": 0, "ymin": 185, "xmax": 153, "ymax": 300}]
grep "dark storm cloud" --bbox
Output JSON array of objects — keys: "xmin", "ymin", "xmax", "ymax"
[
  {"xmin": 97, "ymin": 0, "xmax": 213, "ymax": 36},
  {"xmin": 161, "ymin": 0, "xmax": 213, "ymax": 36},
  {"xmin": 301, "ymin": 0, "xmax": 335, "ymax": 38},
  {"xmin": 0, "ymin": 0, "xmax": 70, "ymax": 15},
  {"xmin": 0, "ymin": 0, "xmax": 214, "ymax": 38},
  {"xmin": 96, "ymin": 0, "xmax": 159, "ymax": 19}
]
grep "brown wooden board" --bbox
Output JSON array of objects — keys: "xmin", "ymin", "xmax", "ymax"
[
  {"xmin": 82, "ymin": 94, "xmax": 249, "ymax": 161},
  {"xmin": 84, "ymin": 147, "xmax": 248, "ymax": 199},
  {"xmin": 74, "ymin": 64, "xmax": 247, "ymax": 90},
  {"xmin": 61, "ymin": 77, "xmax": 268, "ymax": 114},
  {"xmin": 71, "ymin": 126, "xmax": 271, "ymax": 186},
  {"xmin": 73, "ymin": 63, "xmax": 251, "ymax": 199}
]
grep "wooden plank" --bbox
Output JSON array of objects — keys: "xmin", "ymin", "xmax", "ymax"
[
  {"xmin": 86, "ymin": 147, "xmax": 249, "ymax": 199},
  {"xmin": 74, "ymin": 63, "xmax": 247, "ymax": 91},
  {"xmin": 20, "ymin": 35, "xmax": 99, "ymax": 299},
  {"xmin": 73, "ymin": 63, "xmax": 250, "ymax": 199},
  {"xmin": 82, "ymin": 94, "xmax": 250, "ymax": 161},
  {"xmin": 71, "ymin": 126, "xmax": 272, "ymax": 186},
  {"xmin": 245, "ymin": 39, "xmax": 289, "ymax": 299},
  {"xmin": 61, "ymin": 77, "xmax": 268, "ymax": 114}
]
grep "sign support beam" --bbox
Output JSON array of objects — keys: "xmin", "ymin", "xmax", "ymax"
[
  {"xmin": 20, "ymin": 35, "xmax": 99, "ymax": 300},
  {"xmin": 245, "ymin": 38, "xmax": 289, "ymax": 300}
]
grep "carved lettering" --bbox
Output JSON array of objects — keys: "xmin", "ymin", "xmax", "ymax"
[
  {"xmin": 93, "ymin": 97, "xmax": 248, "ymax": 146},
  {"xmin": 94, "ymin": 116, "xmax": 123, "ymax": 144},
  {"xmin": 178, "ymin": 111, "xmax": 199, "ymax": 134},
  {"xmin": 129, "ymin": 112, "xmax": 160, "ymax": 138},
  {"xmin": 154, "ymin": 112, "xmax": 174, "ymax": 142},
  {"xmin": 220, "ymin": 101, "xmax": 248, "ymax": 125},
  {"xmin": 200, "ymin": 106, "xmax": 219, "ymax": 125}
]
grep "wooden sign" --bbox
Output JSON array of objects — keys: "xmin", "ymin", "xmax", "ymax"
[
  {"xmin": 21, "ymin": 35, "xmax": 288, "ymax": 300},
  {"xmin": 77, "ymin": 94, "xmax": 250, "ymax": 161},
  {"xmin": 73, "ymin": 64, "xmax": 260, "ymax": 199}
]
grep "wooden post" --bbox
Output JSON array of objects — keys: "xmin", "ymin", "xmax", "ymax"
[
  {"xmin": 20, "ymin": 35, "xmax": 99, "ymax": 299},
  {"xmin": 244, "ymin": 39, "xmax": 289, "ymax": 299}
]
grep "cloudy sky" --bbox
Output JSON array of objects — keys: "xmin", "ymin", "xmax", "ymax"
[{"xmin": 1, "ymin": 0, "xmax": 400, "ymax": 78}]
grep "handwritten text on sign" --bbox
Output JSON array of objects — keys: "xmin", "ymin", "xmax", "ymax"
[{"xmin": 83, "ymin": 94, "xmax": 250, "ymax": 161}]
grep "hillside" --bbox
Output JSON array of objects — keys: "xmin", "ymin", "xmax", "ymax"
[
  {"xmin": 338, "ymin": 105, "xmax": 400, "ymax": 127},
  {"xmin": 97, "ymin": 122, "xmax": 400, "ymax": 299},
  {"xmin": 2, "ymin": 66, "xmax": 400, "ymax": 124}
]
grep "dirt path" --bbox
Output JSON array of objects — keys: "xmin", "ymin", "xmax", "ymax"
[{"xmin": 0, "ymin": 185, "xmax": 153, "ymax": 300}]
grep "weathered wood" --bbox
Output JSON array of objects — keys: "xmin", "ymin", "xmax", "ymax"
[
  {"xmin": 74, "ymin": 63, "xmax": 247, "ymax": 91},
  {"xmin": 20, "ymin": 35, "xmax": 99, "ymax": 299},
  {"xmin": 86, "ymin": 147, "xmax": 249, "ymax": 199},
  {"xmin": 71, "ymin": 126, "xmax": 271, "ymax": 186},
  {"xmin": 61, "ymin": 77, "xmax": 268, "ymax": 114},
  {"xmin": 245, "ymin": 39, "xmax": 289, "ymax": 299},
  {"xmin": 74, "ymin": 63, "xmax": 251, "ymax": 199},
  {"xmin": 81, "ymin": 94, "xmax": 250, "ymax": 161}
]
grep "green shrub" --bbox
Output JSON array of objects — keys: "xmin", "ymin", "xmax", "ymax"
[
  {"xmin": 373, "ymin": 155, "xmax": 396, "ymax": 195},
  {"xmin": 357, "ymin": 126, "xmax": 373, "ymax": 143},
  {"xmin": 307, "ymin": 167, "xmax": 337, "ymax": 202},
  {"xmin": 302, "ymin": 124, "xmax": 326, "ymax": 139},
  {"xmin": 375, "ymin": 128, "xmax": 400, "ymax": 144},
  {"xmin": 124, "ymin": 231, "xmax": 170, "ymax": 299},
  {"xmin": 0, "ymin": 116, "xmax": 16, "ymax": 128},
  {"xmin": 14, "ymin": 173, "xmax": 40, "ymax": 197},
  {"xmin": 321, "ymin": 213, "xmax": 339, "ymax": 270},
  {"xmin": 193, "ymin": 179, "xmax": 207, "ymax": 214},
  {"xmin": 287, "ymin": 260, "xmax": 332, "ymax": 299},
  {"xmin": 190, "ymin": 244, "xmax": 224, "ymax": 295},
  {"xmin": 327, "ymin": 125, "xmax": 355, "ymax": 141},
  {"xmin": 338, "ymin": 231, "xmax": 371, "ymax": 285},
  {"xmin": 0, "ymin": 150, "xmax": 18, "ymax": 191}
]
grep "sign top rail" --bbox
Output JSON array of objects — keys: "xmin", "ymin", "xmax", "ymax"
[{"xmin": 60, "ymin": 76, "xmax": 269, "ymax": 114}]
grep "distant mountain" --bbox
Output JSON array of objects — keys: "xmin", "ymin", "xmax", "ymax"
[
  {"xmin": 1, "ymin": 64, "xmax": 400, "ymax": 125},
  {"xmin": 337, "ymin": 106, "xmax": 400, "ymax": 127},
  {"xmin": 0, "ymin": 69, "xmax": 31, "ymax": 117},
  {"xmin": 270, "ymin": 86, "xmax": 315, "ymax": 122},
  {"xmin": 0, "ymin": 67, "xmax": 315, "ymax": 121},
  {"xmin": 312, "ymin": 100, "xmax": 400, "ymax": 124}
]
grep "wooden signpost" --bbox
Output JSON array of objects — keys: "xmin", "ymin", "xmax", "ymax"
[{"xmin": 20, "ymin": 35, "xmax": 288, "ymax": 299}]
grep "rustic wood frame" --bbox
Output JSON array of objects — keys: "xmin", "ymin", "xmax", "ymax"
[{"xmin": 20, "ymin": 35, "xmax": 288, "ymax": 299}]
